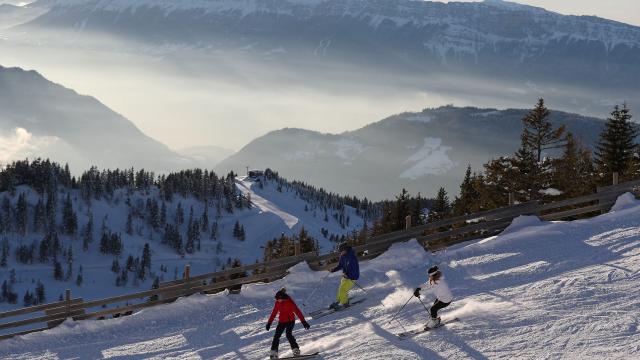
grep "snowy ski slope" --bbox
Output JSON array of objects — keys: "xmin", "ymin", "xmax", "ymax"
[
  {"xmin": 0, "ymin": 175, "xmax": 365, "ymax": 314},
  {"xmin": 1, "ymin": 194, "xmax": 639, "ymax": 359}
]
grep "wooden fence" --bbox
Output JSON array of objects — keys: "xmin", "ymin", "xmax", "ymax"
[{"xmin": 1, "ymin": 176, "xmax": 639, "ymax": 340}]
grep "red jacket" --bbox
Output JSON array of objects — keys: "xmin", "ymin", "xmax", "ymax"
[{"xmin": 268, "ymin": 298, "xmax": 306, "ymax": 324}]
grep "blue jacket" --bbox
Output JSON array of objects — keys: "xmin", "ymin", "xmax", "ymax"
[{"xmin": 332, "ymin": 248, "xmax": 360, "ymax": 280}]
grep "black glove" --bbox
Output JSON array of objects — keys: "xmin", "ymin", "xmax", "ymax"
[
  {"xmin": 266, "ymin": 322, "xmax": 272, "ymax": 331},
  {"xmin": 302, "ymin": 320, "xmax": 310, "ymax": 330},
  {"xmin": 413, "ymin": 287, "xmax": 421, "ymax": 298}
]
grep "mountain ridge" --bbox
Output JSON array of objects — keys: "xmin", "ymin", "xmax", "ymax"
[
  {"xmin": 0, "ymin": 64, "xmax": 196, "ymax": 172},
  {"xmin": 216, "ymin": 105, "xmax": 606, "ymax": 200}
]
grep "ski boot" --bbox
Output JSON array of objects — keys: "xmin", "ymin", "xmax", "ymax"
[
  {"xmin": 270, "ymin": 350, "xmax": 278, "ymax": 359},
  {"xmin": 329, "ymin": 301, "xmax": 340, "ymax": 310},
  {"xmin": 292, "ymin": 348, "xmax": 301, "ymax": 357},
  {"xmin": 425, "ymin": 316, "xmax": 441, "ymax": 329}
]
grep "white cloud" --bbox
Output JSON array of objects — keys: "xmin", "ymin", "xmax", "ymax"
[{"xmin": 0, "ymin": 128, "xmax": 60, "ymax": 164}]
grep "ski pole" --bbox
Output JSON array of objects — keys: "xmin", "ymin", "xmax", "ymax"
[
  {"xmin": 387, "ymin": 293, "xmax": 414, "ymax": 326},
  {"xmin": 356, "ymin": 282, "xmax": 408, "ymax": 332},
  {"xmin": 417, "ymin": 297, "xmax": 431, "ymax": 314},
  {"xmin": 354, "ymin": 281, "xmax": 369, "ymax": 295},
  {"xmin": 302, "ymin": 271, "xmax": 332, "ymax": 308}
]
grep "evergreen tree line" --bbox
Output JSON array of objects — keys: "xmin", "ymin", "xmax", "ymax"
[
  {"xmin": 433, "ymin": 101, "xmax": 639, "ymax": 219},
  {"xmin": 0, "ymin": 162, "xmax": 251, "ymax": 215},
  {"xmin": 111, "ymin": 243, "xmax": 152, "ymax": 286},
  {"xmin": 262, "ymin": 227, "xmax": 320, "ymax": 261}
]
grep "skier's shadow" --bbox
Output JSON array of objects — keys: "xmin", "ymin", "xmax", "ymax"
[
  {"xmin": 366, "ymin": 320, "xmax": 448, "ymax": 359},
  {"xmin": 324, "ymin": 306, "xmax": 447, "ymax": 359}
]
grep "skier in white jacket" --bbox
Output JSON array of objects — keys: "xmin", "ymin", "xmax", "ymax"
[{"xmin": 414, "ymin": 266, "xmax": 453, "ymax": 329}]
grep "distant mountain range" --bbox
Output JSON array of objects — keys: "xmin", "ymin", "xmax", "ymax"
[
  {"xmin": 0, "ymin": 64, "xmax": 610, "ymax": 200},
  {"xmin": 0, "ymin": 65, "xmax": 195, "ymax": 172},
  {"xmin": 17, "ymin": 0, "xmax": 640, "ymax": 92},
  {"xmin": 216, "ymin": 106, "xmax": 606, "ymax": 200}
]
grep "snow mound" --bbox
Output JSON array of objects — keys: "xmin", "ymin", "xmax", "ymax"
[
  {"xmin": 610, "ymin": 192, "xmax": 639, "ymax": 212},
  {"xmin": 500, "ymin": 215, "xmax": 543, "ymax": 235},
  {"xmin": 367, "ymin": 239, "xmax": 432, "ymax": 271}
]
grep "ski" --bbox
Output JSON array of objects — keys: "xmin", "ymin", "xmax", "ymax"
[
  {"xmin": 272, "ymin": 352, "xmax": 320, "ymax": 359},
  {"xmin": 397, "ymin": 318, "xmax": 460, "ymax": 339},
  {"xmin": 309, "ymin": 298, "xmax": 366, "ymax": 319}
]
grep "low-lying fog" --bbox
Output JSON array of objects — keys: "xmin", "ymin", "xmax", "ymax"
[{"xmin": 1, "ymin": 28, "xmax": 629, "ymax": 153}]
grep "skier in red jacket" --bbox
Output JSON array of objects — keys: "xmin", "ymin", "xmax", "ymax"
[{"xmin": 266, "ymin": 288, "xmax": 311, "ymax": 359}]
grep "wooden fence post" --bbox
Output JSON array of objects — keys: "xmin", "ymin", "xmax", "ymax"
[
  {"xmin": 508, "ymin": 192, "xmax": 515, "ymax": 206},
  {"xmin": 65, "ymin": 289, "xmax": 71, "ymax": 319},
  {"xmin": 184, "ymin": 265, "xmax": 190, "ymax": 281},
  {"xmin": 613, "ymin": 172, "xmax": 619, "ymax": 186},
  {"xmin": 405, "ymin": 215, "xmax": 412, "ymax": 229}
]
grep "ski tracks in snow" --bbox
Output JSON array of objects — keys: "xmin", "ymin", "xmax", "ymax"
[{"xmin": 236, "ymin": 178, "xmax": 299, "ymax": 229}]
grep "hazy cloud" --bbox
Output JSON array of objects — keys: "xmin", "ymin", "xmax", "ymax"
[{"xmin": 0, "ymin": 127, "xmax": 59, "ymax": 164}]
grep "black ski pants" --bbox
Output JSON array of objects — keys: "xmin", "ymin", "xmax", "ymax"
[
  {"xmin": 430, "ymin": 299, "xmax": 451, "ymax": 318},
  {"xmin": 271, "ymin": 321, "xmax": 299, "ymax": 351}
]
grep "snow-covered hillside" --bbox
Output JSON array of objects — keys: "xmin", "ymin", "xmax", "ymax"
[
  {"xmin": 2, "ymin": 194, "xmax": 639, "ymax": 358},
  {"xmin": 0, "ymin": 164, "xmax": 369, "ymax": 313}
]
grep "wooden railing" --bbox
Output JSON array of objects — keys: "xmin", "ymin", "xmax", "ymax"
[{"xmin": 1, "ymin": 176, "xmax": 638, "ymax": 340}]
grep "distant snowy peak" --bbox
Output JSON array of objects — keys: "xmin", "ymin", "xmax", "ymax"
[{"xmin": 30, "ymin": 0, "xmax": 640, "ymax": 51}]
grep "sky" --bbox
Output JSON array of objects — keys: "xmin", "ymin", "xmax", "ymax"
[{"xmin": 434, "ymin": 0, "xmax": 640, "ymax": 27}]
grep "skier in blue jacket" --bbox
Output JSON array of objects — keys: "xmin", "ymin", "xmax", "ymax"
[{"xmin": 329, "ymin": 243, "xmax": 359, "ymax": 310}]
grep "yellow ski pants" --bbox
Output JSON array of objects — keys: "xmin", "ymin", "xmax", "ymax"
[{"xmin": 336, "ymin": 278, "xmax": 355, "ymax": 305}]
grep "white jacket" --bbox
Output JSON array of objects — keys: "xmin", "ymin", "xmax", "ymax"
[{"xmin": 422, "ymin": 276, "xmax": 453, "ymax": 303}]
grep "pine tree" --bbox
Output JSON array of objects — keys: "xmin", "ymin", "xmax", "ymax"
[
  {"xmin": 239, "ymin": 225, "xmax": 246, "ymax": 241},
  {"xmin": 65, "ymin": 246, "xmax": 74, "ymax": 281},
  {"xmin": 511, "ymin": 137, "xmax": 542, "ymax": 201},
  {"xmin": 595, "ymin": 104, "xmax": 639, "ymax": 181},
  {"xmin": 35, "ymin": 280, "xmax": 46, "ymax": 304},
  {"xmin": 53, "ymin": 260, "xmax": 64, "ymax": 281},
  {"xmin": 120, "ymin": 267, "xmax": 128, "ymax": 285},
  {"xmin": 62, "ymin": 193, "xmax": 78, "ymax": 235},
  {"xmin": 160, "ymin": 202, "xmax": 167, "ymax": 226},
  {"xmin": 185, "ymin": 207, "xmax": 195, "ymax": 253},
  {"xmin": 33, "ymin": 197, "xmax": 46, "ymax": 233},
  {"xmin": 82, "ymin": 213, "xmax": 94, "ymax": 252},
  {"xmin": 453, "ymin": 165, "xmax": 480, "ymax": 216},
  {"xmin": 201, "ymin": 205, "xmax": 209, "ymax": 232},
  {"xmin": 175, "ymin": 202, "xmax": 184, "ymax": 225},
  {"xmin": 126, "ymin": 211, "xmax": 134, "ymax": 236},
  {"xmin": 233, "ymin": 221, "xmax": 241, "ymax": 240},
  {"xmin": 1, "ymin": 280, "xmax": 9, "ymax": 302},
  {"xmin": 126, "ymin": 255, "xmax": 135, "ymax": 272},
  {"xmin": 45, "ymin": 192, "xmax": 57, "ymax": 231},
  {"xmin": 521, "ymin": 98, "xmax": 566, "ymax": 162},
  {"xmin": 2, "ymin": 196, "xmax": 12, "ymax": 233},
  {"xmin": 141, "ymin": 243, "xmax": 151, "ymax": 273},
  {"xmin": 23, "ymin": 290, "xmax": 34, "ymax": 307},
  {"xmin": 76, "ymin": 266, "xmax": 83, "ymax": 286},
  {"xmin": 429, "ymin": 187, "xmax": 451, "ymax": 222},
  {"xmin": 553, "ymin": 133, "xmax": 595, "ymax": 197},
  {"xmin": 210, "ymin": 221, "xmax": 218, "ymax": 240},
  {"xmin": 111, "ymin": 258, "xmax": 121, "ymax": 273},
  {"xmin": 0, "ymin": 239, "xmax": 8, "ymax": 268},
  {"xmin": 15, "ymin": 193, "xmax": 28, "ymax": 236}
]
